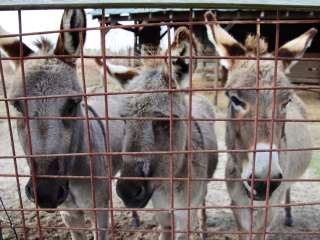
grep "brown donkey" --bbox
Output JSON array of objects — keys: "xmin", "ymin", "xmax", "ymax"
[
  {"xmin": 205, "ymin": 11, "xmax": 316, "ymax": 240},
  {"xmin": 96, "ymin": 27, "xmax": 218, "ymax": 240}
]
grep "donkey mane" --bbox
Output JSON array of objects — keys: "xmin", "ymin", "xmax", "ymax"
[
  {"xmin": 226, "ymin": 35, "xmax": 289, "ymax": 88},
  {"xmin": 33, "ymin": 37, "xmax": 54, "ymax": 53},
  {"xmin": 244, "ymin": 34, "xmax": 268, "ymax": 55}
]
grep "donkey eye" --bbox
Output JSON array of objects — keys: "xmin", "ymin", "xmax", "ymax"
[
  {"xmin": 179, "ymin": 45, "xmax": 187, "ymax": 56},
  {"xmin": 62, "ymin": 98, "xmax": 81, "ymax": 117},
  {"xmin": 280, "ymin": 98, "xmax": 291, "ymax": 111},
  {"xmin": 230, "ymin": 95, "xmax": 246, "ymax": 109},
  {"xmin": 13, "ymin": 100, "xmax": 23, "ymax": 113},
  {"xmin": 153, "ymin": 120, "xmax": 170, "ymax": 132}
]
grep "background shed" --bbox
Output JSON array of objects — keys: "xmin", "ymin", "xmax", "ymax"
[{"xmin": 90, "ymin": 8, "xmax": 320, "ymax": 85}]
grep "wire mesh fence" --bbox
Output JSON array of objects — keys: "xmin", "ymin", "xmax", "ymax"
[{"xmin": 0, "ymin": 2, "xmax": 320, "ymax": 240}]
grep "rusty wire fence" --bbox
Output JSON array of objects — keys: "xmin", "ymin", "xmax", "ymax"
[{"xmin": 0, "ymin": 2, "xmax": 320, "ymax": 240}]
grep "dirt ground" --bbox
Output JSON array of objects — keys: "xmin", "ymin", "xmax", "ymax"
[{"xmin": 1, "ymin": 67, "xmax": 320, "ymax": 239}]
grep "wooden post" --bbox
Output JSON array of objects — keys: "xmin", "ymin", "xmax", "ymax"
[
  {"xmin": 214, "ymin": 60, "xmax": 219, "ymax": 106},
  {"xmin": 133, "ymin": 21, "xmax": 139, "ymax": 66}
]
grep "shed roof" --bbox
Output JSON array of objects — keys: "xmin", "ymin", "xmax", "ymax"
[
  {"xmin": 90, "ymin": 8, "xmax": 237, "ymax": 18},
  {"xmin": 1, "ymin": 0, "xmax": 320, "ymax": 10}
]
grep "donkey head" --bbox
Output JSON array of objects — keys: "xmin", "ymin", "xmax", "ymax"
[
  {"xmin": 103, "ymin": 27, "xmax": 200, "ymax": 208},
  {"xmin": 205, "ymin": 11, "xmax": 317, "ymax": 200},
  {"xmin": 0, "ymin": 9, "xmax": 86, "ymax": 208}
]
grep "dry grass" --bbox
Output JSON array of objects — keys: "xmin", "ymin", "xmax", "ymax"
[{"xmin": 76, "ymin": 58, "xmax": 102, "ymax": 88}]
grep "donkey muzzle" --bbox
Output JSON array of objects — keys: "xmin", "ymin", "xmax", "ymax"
[
  {"xmin": 243, "ymin": 173, "xmax": 282, "ymax": 201},
  {"xmin": 25, "ymin": 178, "xmax": 69, "ymax": 210},
  {"xmin": 116, "ymin": 179, "xmax": 154, "ymax": 208}
]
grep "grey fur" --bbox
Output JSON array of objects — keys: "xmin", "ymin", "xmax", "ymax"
[
  {"xmin": 205, "ymin": 13, "xmax": 315, "ymax": 240},
  {"xmin": 112, "ymin": 27, "xmax": 219, "ymax": 240},
  {"xmin": 224, "ymin": 60, "xmax": 312, "ymax": 240},
  {"xmin": 1, "ymin": 9, "xmax": 122, "ymax": 240}
]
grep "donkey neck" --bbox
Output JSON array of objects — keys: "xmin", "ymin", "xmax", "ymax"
[
  {"xmin": 70, "ymin": 104, "xmax": 107, "ymax": 176},
  {"xmin": 176, "ymin": 120, "xmax": 205, "ymax": 177}
]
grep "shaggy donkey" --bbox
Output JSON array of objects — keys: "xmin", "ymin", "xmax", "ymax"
[
  {"xmin": 205, "ymin": 11, "xmax": 316, "ymax": 240},
  {"xmin": 0, "ymin": 9, "xmax": 124, "ymax": 240},
  {"xmin": 101, "ymin": 27, "xmax": 219, "ymax": 240}
]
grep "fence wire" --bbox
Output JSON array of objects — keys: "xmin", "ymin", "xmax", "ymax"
[{"xmin": 0, "ymin": 6, "xmax": 319, "ymax": 240}]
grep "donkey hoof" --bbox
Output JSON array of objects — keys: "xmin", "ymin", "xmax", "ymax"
[
  {"xmin": 285, "ymin": 217, "xmax": 293, "ymax": 227},
  {"xmin": 201, "ymin": 233, "xmax": 208, "ymax": 240},
  {"xmin": 131, "ymin": 217, "xmax": 141, "ymax": 228}
]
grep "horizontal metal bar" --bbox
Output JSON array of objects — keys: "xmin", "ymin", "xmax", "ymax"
[
  {"xmin": 0, "ymin": 0, "xmax": 320, "ymax": 11},
  {"xmin": 2, "ymin": 200, "xmax": 320, "ymax": 212},
  {"xmin": 1, "ymin": 173, "xmax": 319, "ymax": 183},
  {"xmin": 1, "ymin": 85, "xmax": 320, "ymax": 102},
  {"xmin": 0, "ymin": 146, "xmax": 319, "ymax": 160},
  {"xmin": 1, "ymin": 115, "xmax": 320, "ymax": 123},
  {"xmin": 1, "ymin": 223, "xmax": 320, "ymax": 236}
]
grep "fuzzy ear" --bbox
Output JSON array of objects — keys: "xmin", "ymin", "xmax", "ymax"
[
  {"xmin": 278, "ymin": 28, "xmax": 317, "ymax": 72},
  {"xmin": 54, "ymin": 9, "xmax": 86, "ymax": 64},
  {"xmin": 0, "ymin": 26, "xmax": 33, "ymax": 69},
  {"xmin": 95, "ymin": 58, "xmax": 140, "ymax": 88},
  {"xmin": 204, "ymin": 11, "xmax": 246, "ymax": 69},
  {"xmin": 169, "ymin": 26, "xmax": 201, "ymax": 88}
]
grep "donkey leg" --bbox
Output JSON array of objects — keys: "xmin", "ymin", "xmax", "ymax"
[
  {"xmin": 155, "ymin": 212, "xmax": 172, "ymax": 240},
  {"xmin": 131, "ymin": 210, "xmax": 140, "ymax": 228},
  {"xmin": 88, "ymin": 207, "xmax": 109, "ymax": 240},
  {"xmin": 284, "ymin": 188, "xmax": 293, "ymax": 226},
  {"xmin": 197, "ymin": 199, "xmax": 208, "ymax": 240},
  {"xmin": 231, "ymin": 202, "xmax": 251, "ymax": 240},
  {"xmin": 175, "ymin": 210, "xmax": 190, "ymax": 240},
  {"xmin": 60, "ymin": 210, "xmax": 86, "ymax": 240}
]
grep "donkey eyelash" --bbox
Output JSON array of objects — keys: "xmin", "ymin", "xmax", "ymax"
[
  {"xmin": 152, "ymin": 120, "xmax": 170, "ymax": 131},
  {"xmin": 13, "ymin": 100, "xmax": 24, "ymax": 113},
  {"xmin": 280, "ymin": 98, "xmax": 292, "ymax": 111}
]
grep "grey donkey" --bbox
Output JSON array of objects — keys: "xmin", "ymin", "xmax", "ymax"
[
  {"xmin": 205, "ymin": 11, "xmax": 316, "ymax": 240},
  {"xmin": 97, "ymin": 27, "xmax": 219, "ymax": 240},
  {"xmin": 0, "ymin": 9, "xmax": 124, "ymax": 240}
]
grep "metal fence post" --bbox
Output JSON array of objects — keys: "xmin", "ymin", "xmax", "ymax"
[{"xmin": 0, "ymin": 220, "xmax": 3, "ymax": 240}]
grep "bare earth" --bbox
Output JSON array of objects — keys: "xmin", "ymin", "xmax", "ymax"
[{"xmin": 1, "ymin": 85, "xmax": 320, "ymax": 239}]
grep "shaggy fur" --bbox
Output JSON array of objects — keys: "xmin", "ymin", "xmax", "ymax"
[
  {"xmin": 108, "ymin": 27, "xmax": 218, "ymax": 240},
  {"xmin": 0, "ymin": 9, "xmax": 122, "ymax": 240}
]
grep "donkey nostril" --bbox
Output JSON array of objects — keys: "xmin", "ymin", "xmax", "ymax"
[
  {"xmin": 25, "ymin": 183, "xmax": 34, "ymax": 200},
  {"xmin": 135, "ymin": 186, "xmax": 146, "ymax": 200},
  {"xmin": 277, "ymin": 173, "xmax": 283, "ymax": 179},
  {"xmin": 57, "ymin": 186, "xmax": 68, "ymax": 204}
]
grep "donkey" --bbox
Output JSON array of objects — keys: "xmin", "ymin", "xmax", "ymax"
[
  {"xmin": 205, "ymin": 11, "xmax": 316, "ymax": 240},
  {"xmin": 0, "ymin": 9, "xmax": 124, "ymax": 240},
  {"xmin": 99, "ymin": 27, "xmax": 219, "ymax": 240}
]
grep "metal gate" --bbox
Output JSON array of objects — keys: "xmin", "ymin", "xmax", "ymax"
[{"xmin": 0, "ymin": 1, "xmax": 320, "ymax": 239}]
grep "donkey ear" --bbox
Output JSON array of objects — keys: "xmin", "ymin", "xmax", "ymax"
[
  {"xmin": 54, "ymin": 9, "xmax": 86, "ymax": 64},
  {"xmin": 0, "ymin": 26, "xmax": 33, "ymax": 69},
  {"xmin": 169, "ymin": 26, "xmax": 201, "ymax": 88},
  {"xmin": 278, "ymin": 28, "xmax": 317, "ymax": 72},
  {"xmin": 204, "ymin": 11, "xmax": 246, "ymax": 69},
  {"xmin": 95, "ymin": 58, "xmax": 140, "ymax": 89}
]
